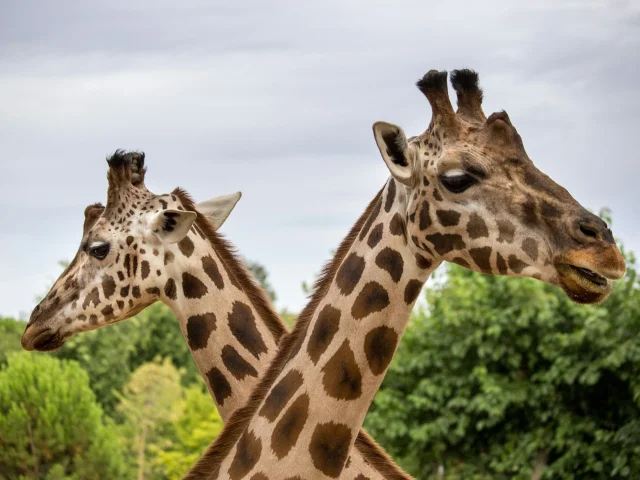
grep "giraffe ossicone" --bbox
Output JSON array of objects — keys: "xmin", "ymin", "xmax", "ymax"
[{"xmin": 186, "ymin": 68, "xmax": 625, "ymax": 479}]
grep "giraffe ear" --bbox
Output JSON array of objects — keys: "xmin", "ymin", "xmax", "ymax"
[
  {"xmin": 196, "ymin": 192, "xmax": 242, "ymax": 231},
  {"xmin": 373, "ymin": 122, "xmax": 415, "ymax": 187},
  {"xmin": 150, "ymin": 209, "xmax": 197, "ymax": 244}
]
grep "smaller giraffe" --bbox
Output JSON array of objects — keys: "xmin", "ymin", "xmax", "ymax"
[{"xmin": 21, "ymin": 152, "xmax": 411, "ymax": 480}]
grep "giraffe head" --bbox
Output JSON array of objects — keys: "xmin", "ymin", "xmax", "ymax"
[
  {"xmin": 373, "ymin": 69, "xmax": 625, "ymax": 304},
  {"xmin": 21, "ymin": 151, "xmax": 242, "ymax": 351}
]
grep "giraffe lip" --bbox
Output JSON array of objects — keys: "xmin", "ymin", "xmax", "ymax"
[
  {"xmin": 556, "ymin": 263, "xmax": 611, "ymax": 304},
  {"xmin": 31, "ymin": 329, "xmax": 65, "ymax": 351},
  {"xmin": 566, "ymin": 265, "xmax": 608, "ymax": 286}
]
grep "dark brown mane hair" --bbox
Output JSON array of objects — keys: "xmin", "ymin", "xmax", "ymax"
[
  {"xmin": 184, "ymin": 186, "xmax": 410, "ymax": 480},
  {"xmin": 172, "ymin": 188, "xmax": 286, "ymax": 344}
]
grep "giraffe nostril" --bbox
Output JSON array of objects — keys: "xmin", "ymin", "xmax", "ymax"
[{"xmin": 579, "ymin": 223, "xmax": 600, "ymax": 240}]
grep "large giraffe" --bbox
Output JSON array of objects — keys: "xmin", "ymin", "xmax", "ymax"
[
  {"xmin": 21, "ymin": 153, "xmax": 412, "ymax": 479},
  {"xmin": 186, "ymin": 69, "xmax": 626, "ymax": 479}
]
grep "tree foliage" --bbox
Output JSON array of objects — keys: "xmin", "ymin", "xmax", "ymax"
[
  {"xmin": 0, "ymin": 352, "xmax": 126, "ymax": 479},
  {"xmin": 152, "ymin": 383, "xmax": 223, "ymax": 479},
  {"xmin": 53, "ymin": 303, "xmax": 198, "ymax": 415},
  {"xmin": 0, "ymin": 317, "xmax": 24, "ymax": 366},
  {"xmin": 116, "ymin": 359, "xmax": 183, "ymax": 480},
  {"xmin": 365, "ymin": 253, "xmax": 640, "ymax": 479}
]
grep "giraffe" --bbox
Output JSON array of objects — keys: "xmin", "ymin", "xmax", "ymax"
[
  {"xmin": 185, "ymin": 69, "xmax": 626, "ymax": 480},
  {"xmin": 20, "ymin": 152, "xmax": 412, "ymax": 480}
]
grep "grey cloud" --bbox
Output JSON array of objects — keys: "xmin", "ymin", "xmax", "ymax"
[{"xmin": 0, "ymin": 0, "xmax": 638, "ymax": 317}]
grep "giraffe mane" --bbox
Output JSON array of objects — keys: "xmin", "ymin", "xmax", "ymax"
[
  {"xmin": 172, "ymin": 187, "xmax": 287, "ymax": 344},
  {"xmin": 184, "ymin": 186, "xmax": 409, "ymax": 480}
]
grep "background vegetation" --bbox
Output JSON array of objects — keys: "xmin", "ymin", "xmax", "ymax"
[{"xmin": 1, "ymin": 235, "xmax": 639, "ymax": 479}]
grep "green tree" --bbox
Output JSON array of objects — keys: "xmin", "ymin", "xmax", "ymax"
[
  {"xmin": 0, "ymin": 317, "xmax": 25, "ymax": 366},
  {"xmin": 153, "ymin": 382, "xmax": 223, "ymax": 479},
  {"xmin": 365, "ymin": 252, "xmax": 640, "ymax": 479},
  {"xmin": 0, "ymin": 352, "xmax": 127, "ymax": 479},
  {"xmin": 116, "ymin": 358, "xmax": 183, "ymax": 480},
  {"xmin": 53, "ymin": 303, "xmax": 199, "ymax": 415}
]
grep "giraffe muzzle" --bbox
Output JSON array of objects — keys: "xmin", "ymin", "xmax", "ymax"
[{"xmin": 21, "ymin": 326, "xmax": 65, "ymax": 352}]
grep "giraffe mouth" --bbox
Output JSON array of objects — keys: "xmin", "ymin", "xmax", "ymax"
[
  {"xmin": 24, "ymin": 328, "xmax": 66, "ymax": 351},
  {"xmin": 556, "ymin": 263, "xmax": 611, "ymax": 304}
]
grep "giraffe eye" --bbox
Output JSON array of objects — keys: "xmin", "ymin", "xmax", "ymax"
[
  {"xmin": 440, "ymin": 173, "xmax": 478, "ymax": 193},
  {"xmin": 88, "ymin": 243, "xmax": 110, "ymax": 260}
]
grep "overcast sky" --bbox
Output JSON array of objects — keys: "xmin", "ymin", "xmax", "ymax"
[{"xmin": 1, "ymin": 0, "xmax": 639, "ymax": 320}]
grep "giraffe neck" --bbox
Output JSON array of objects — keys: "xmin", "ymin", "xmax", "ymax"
[
  {"xmin": 160, "ymin": 215, "xmax": 286, "ymax": 421},
  {"xmin": 191, "ymin": 179, "xmax": 438, "ymax": 478}
]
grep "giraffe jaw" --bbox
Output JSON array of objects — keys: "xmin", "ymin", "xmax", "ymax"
[{"xmin": 555, "ymin": 263, "xmax": 612, "ymax": 304}]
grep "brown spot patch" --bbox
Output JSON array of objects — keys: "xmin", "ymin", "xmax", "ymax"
[
  {"xmin": 186, "ymin": 313, "xmax": 217, "ymax": 350},
  {"xmin": 120, "ymin": 285, "xmax": 129, "ymax": 297},
  {"xmin": 131, "ymin": 286, "xmax": 140, "ymax": 298},
  {"xmin": 202, "ymin": 255, "xmax": 224, "ymax": 289},
  {"xmin": 426, "ymin": 233, "xmax": 466, "ymax": 255},
  {"xmin": 228, "ymin": 430, "xmax": 262, "ymax": 480},
  {"xmin": 419, "ymin": 201, "xmax": 432, "ymax": 230},
  {"xmin": 497, "ymin": 253, "xmax": 508, "ymax": 274},
  {"xmin": 309, "ymin": 422, "xmax": 353, "ymax": 478},
  {"xmin": 321, "ymin": 340, "xmax": 362, "ymax": 400},
  {"xmin": 367, "ymin": 223, "xmax": 383, "ymax": 249},
  {"xmin": 101, "ymin": 275, "xmax": 116, "ymax": 299},
  {"xmin": 250, "ymin": 474, "xmax": 268, "ymax": 480},
  {"xmin": 497, "ymin": 219, "xmax": 515, "ymax": 243},
  {"xmin": 508, "ymin": 255, "xmax": 528, "ymax": 274},
  {"xmin": 206, "ymin": 367, "xmax": 232, "ymax": 406},
  {"xmin": 364, "ymin": 326, "xmax": 398, "ymax": 375},
  {"xmin": 415, "ymin": 253, "xmax": 433, "ymax": 269},
  {"xmin": 271, "ymin": 393, "xmax": 310, "ymax": 459},
  {"xmin": 178, "ymin": 236, "xmax": 195, "ymax": 257},
  {"xmin": 452, "ymin": 257, "xmax": 470, "ymax": 268},
  {"xmin": 132, "ymin": 255, "xmax": 138, "ymax": 277},
  {"xmin": 469, "ymin": 247, "xmax": 492, "ymax": 272},
  {"xmin": 140, "ymin": 260, "xmax": 150, "ymax": 280},
  {"xmin": 467, "ymin": 213, "xmax": 489, "ymax": 239},
  {"xmin": 404, "ymin": 279, "xmax": 422, "ymax": 304},
  {"xmin": 182, "ymin": 272, "xmax": 208, "ymax": 299},
  {"xmin": 436, "ymin": 210, "xmax": 460, "ymax": 226},
  {"xmin": 222, "ymin": 345, "xmax": 258, "ymax": 381},
  {"xmin": 146, "ymin": 287, "xmax": 160, "ymax": 296},
  {"xmin": 307, "ymin": 304, "xmax": 341, "ymax": 364},
  {"xmin": 351, "ymin": 281, "xmax": 390, "ymax": 320},
  {"xmin": 522, "ymin": 238, "xmax": 539, "ymax": 261},
  {"xmin": 101, "ymin": 305, "xmax": 114, "ymax": 321},
  {"xmin": 228, "ymin": 302, "xmax": 267, "ymax": 359},
  {"xmin": 82, "ymin": 287, "xmax": 100, "ymax": 309},
  {"xmin": 126, "ymin": 235, "xmax": 134, "ymax": 246},
  {"xmin": 384, "ymin": 179, "xmax": 396, "ymax": 212},
  {"xmin": 541, "ymin": 200, "xmax": 561, "ymax": 218},
  {"xmin": 358, "ymin": 197, "xmax": 382, "ymax": 241},
  {"xmin": 164, "ymin": 250, "xmax": 174, "ymax": 265},
  {"xmin": 259, "ymin": 369, "xmax": 304, "ymax": 422},
  {"xmin": 164, "ymin": 278, "xmax": 177, "ymax": 300},
  {"xmin": 123, "ymin": 254, "xmax": 131, "ymax": 276},
  {"xmin": 336, "ymin": 252, "xmax": 366, "ymax": 296},
  {"xmin": 375, "ymin": 247, "xmax": 404, "ymax": 283},
  {"xmin": 389, "ymin": 212, "xmax": 405, "ymax": 239}
]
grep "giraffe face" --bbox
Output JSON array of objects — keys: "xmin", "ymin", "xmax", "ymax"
[
  {"xmin": 374, "ymin": 69, "xmax": 625, "ymax": 304},
  {"xmin": 21, "ymin": 152, "xmax": 241, "ymax": 351}
]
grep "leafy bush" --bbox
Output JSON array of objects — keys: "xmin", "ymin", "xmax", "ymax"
[
  {"xmin": 0, "ymin": 352, "xmax": 127, "ymax": 479},
  {"xmin": 365, "ymin": 253, "xmax": 640, "ymax": 479}
]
